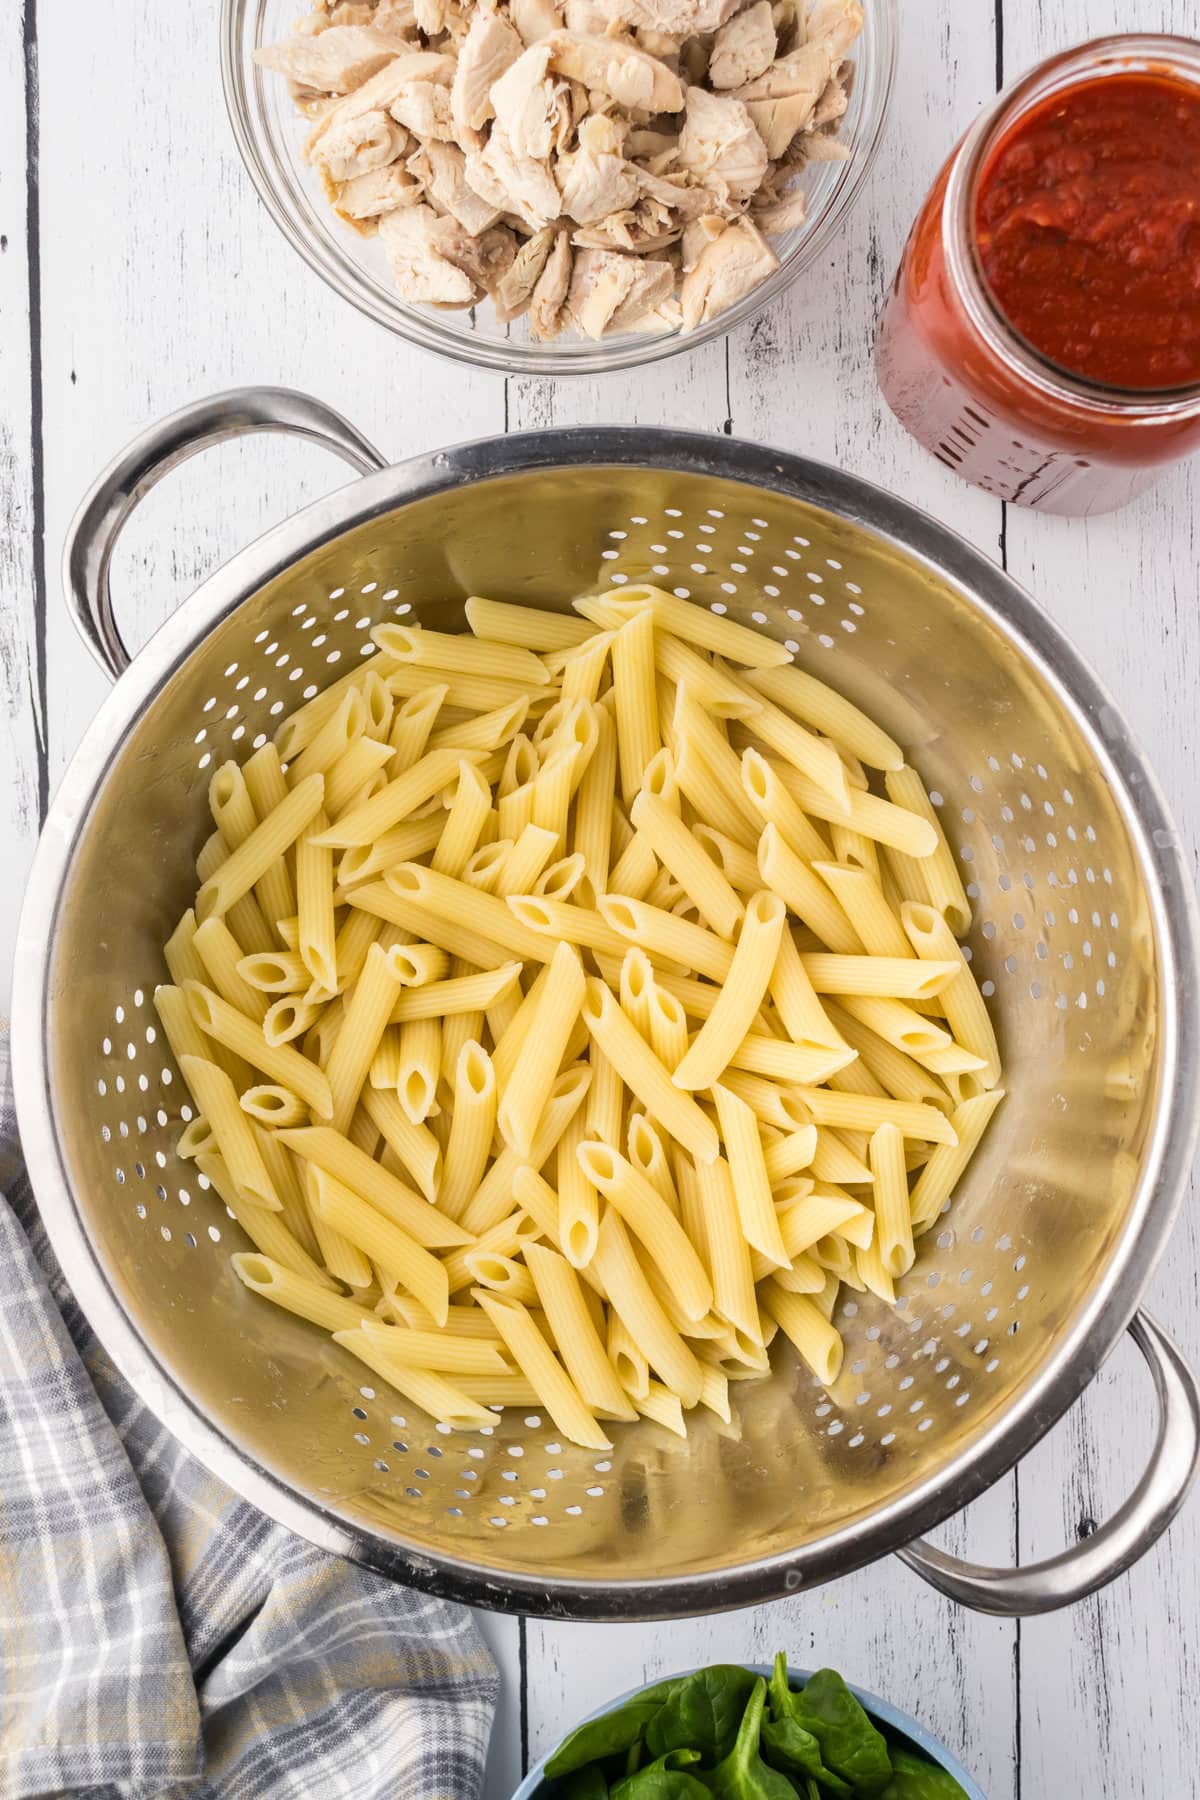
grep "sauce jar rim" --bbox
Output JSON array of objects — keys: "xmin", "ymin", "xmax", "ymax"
[{"xmin": 943, "ymin": 32, "xmax": 1200, "ymax": 418}]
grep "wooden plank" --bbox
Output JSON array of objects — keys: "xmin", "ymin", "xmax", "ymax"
[
  {"xmin": 0, "ymin": 4, "xmax": 43, "ymax": 1023},
  {"xmin": 507, "ymin": 338, "xmax": 728, "ymax": 435},
  {"xmin": 996, "ymin": 6, "xmax": 1200, "ymax": 1796},
  {"xmin": 35, "ymin": 0, "xmax": 505, "ymax": 781},
  {"xmin": 478, "ymin": 1612, "xmax": 525, "ymax": 1800}
]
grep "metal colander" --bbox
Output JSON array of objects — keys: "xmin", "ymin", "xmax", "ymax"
[{"xmin": 14, "ymin": 388, "xmax": 1200, "ymax": 1622}]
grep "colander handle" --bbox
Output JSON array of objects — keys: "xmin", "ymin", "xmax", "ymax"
[
  {"xmin": 63, "ymin": 386, "xmax": 386, "ymax": 678},
  {"xmin": 898, "ymin": 1311, "xmax": 1200, "ymax": 1616}
]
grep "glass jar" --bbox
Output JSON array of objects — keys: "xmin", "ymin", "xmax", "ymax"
[{"xmin": 875, "ymin": 35, "xmax": 1200, "ymax": 516}]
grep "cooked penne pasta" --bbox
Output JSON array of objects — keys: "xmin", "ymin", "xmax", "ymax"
[{"xmin": 170, "ymin": 600, "xmax": 1004, "ymax": 1431}]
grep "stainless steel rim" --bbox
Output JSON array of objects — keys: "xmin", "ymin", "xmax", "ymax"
[{"xmin": 15, "ymin": 424, "xmax": 1200, "ymax": 1617}]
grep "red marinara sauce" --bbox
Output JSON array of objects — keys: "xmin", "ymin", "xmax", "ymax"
[
  {"xmin": 875, "ymin": 37, "xmax": 1200, "ymax": 515},
  {"xmin": 975, "ymin": 72, "xmax": 1200, "ymax": 392}
]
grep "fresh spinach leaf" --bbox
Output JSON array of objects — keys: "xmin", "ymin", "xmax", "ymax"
[
  {"xmin": 545, "ymin": 1682, "xmax": 678, "ymax": 1779},
  {"xmin": 772, "ymin": 1661, "xmax": 892, "ymax": 1795},
  {"xmin": 699, "ymin": 1677, "xmax": 797, "ymax": 1800},
  {"xmin": 880, "ymin": 1748, "xmax": 971, "ymax": 1799},
  {"xmin": 645, "ymin": 1667, "xmax": 758, "ymax": 1763},
  {"xmin": 562, "ymin": 1766, "xmax": 611, "ymax": 1800},
  {"xmin": 760, "ymin": 1716, "xmax": 851, "ymax": 1795},
  {"xmin": 612, "ymin": 1750, "xmax": 710, "ymax": 1800}
]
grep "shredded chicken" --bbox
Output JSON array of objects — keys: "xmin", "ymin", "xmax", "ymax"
[
  {"xmin": 259, "ymin": 0, "xmax": 862, "ymax": 340},
  {"xmin": 709, "ymin": 0, "xmax": 776, "ymax": 91},
  {"xmin": 679, "ymin": 214, "xmax": 778, "ymax": 326}
]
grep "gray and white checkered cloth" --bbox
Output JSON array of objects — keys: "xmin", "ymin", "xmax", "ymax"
[{"xmin": 0, "ymin": 1037, "xmax": 499, "ymax": 1799}]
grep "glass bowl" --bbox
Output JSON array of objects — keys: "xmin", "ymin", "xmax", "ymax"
[{"xmin": 221, "ymin": 0, "xmax": 897, "ymax": 376}]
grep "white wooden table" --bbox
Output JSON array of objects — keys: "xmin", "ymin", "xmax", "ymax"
[{"xmin": 3, "ymin": 3, "xmax": 1198, "ymax": 1794}]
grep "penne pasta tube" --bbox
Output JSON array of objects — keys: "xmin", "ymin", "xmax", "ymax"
[
  {"xmin": 788, "ymin": 1087, "xmax": 959, "ymax": 1146},
  {"xmin": 800, "ymin": 954, "xmax": 962, "ymax": 1001},
  {"xmin": 324, "ymin": 942, "xmax": 409, "ymax": 1134},
  {"xmin": 740, "ymin": 664, "xmax": 903, "ymax": 771},
  {"xmin": 759, "ymin": 1279, "xmax": 844, "ymax": 1386},
  {"xmin": 556, "ymin": 1106, "xmax": 599, "ymax": 1269},
  {"xmin": 429, "ymin": 696, "xmax": 530, "ymax": 758},
  {"xmin": 377, "ymin": 621, "xmax": 550, "ymax": 687},
  {"xmin": 179, "ymin": 1056, "xmax": 278, "ymax": 1210},
  {"xmin": 901, "ymin": 902, "xmax": 1003, "ymax": 1087},
  {"xmin": 461, "ymin": 1063, "xmax": 591, "ymax": 1235},
  {"xmin": 771, "ymin": 762, "xmax": 938, "ymax": 857},
  {"xmin": 308, "ymin": 1167, "xmax": 450, "ymax": 1324},
  {"xmin": 811, "ymin": 861, "xmax": 912, "ymax": 959},
  {"xmin": 495, "ymin": 824, "xmax": 558, "ymax": 898},
  {"xmin": 712, "ymin": 1083, "xmax": 788, "ymax": 1266},
  {"xmin": 198, "ymin": 1154, "xmax": 331, "ymax": 1286},
  {"xmin": 525, "ymin": 1242, "xmax": 635, "ymax": 1421},
  {"xmin": 869, "ymin": 1122, "xmax": 914, "ymax": 1278},
  {"xmin": 725, "ymin": 1033, "xmax": 857, "ymax": 1085},
  {"xmin": 296, "ymin": 808, "xmax": 337, "ymax": 993},
  {"xmin": 360, "ymin": 1084, "xmax": 442, "ymax": 1203},
  {"xmin": 332, "ymin": 1327, "xmax": 496, "ymax": 1428},
  {"xmin": 239, "ymin": 1084, "xmax": 308, "ymax": 1128},
  {"xmin": 349, "ymin": 881, "xmax": 513, "ymax": 970},
  {"xmin": 232, "ymin": 1252, "xmax": 371, "ymax": 1332},
  {"xmin": 184, "ymin": 982, "xmax": 333, "ymax": 1117},
  {"xmin": 630, "ymin": 790, "xmax": 744, "ymax": 938},
  {"xmin": 694, "ymin": 1153, "xmax": 760, "ymax": 1345},
  {"xmin": 756, "ymin": 823, "xmax": 863, "ymax": 955},
  {"xmin": 357, "ymin": 1319, "xmax": 509, "ymax": 1376},
  {"xmin": 238, "ymin": 948, "xmax": 310, "ymax": 994},
  {"xmin": 884, "ymin": 767, "xmax": 972, "ymax": 935},
  {"xmin": 498, "ymin": 940, "xmax": 585, "ymax": 1157},
  {"xmin": 576, "ymin": 1141, "xmax": 712, "ymax": 1321},
  {"xmin": 611, "ymin": 609, "xmax": 661, "ymax": 803},
  {"xmin": 741, "ymin": 748, "xmax": 831, "ymax": 864},
  {"xmin": 396, "ymin": 1017, "xmax": 441, "ymax": 1123},
  {"xmin": 673, "ymin": 891, "xmax": 786, "ymax": 1091},
  {"xmin": 473, "ymin": 1290, "xmax": 611, "ymax": 1450},
  {"xmin": 636, "ymin": 1382, "xmax": 687, "ymax": 1437},
  {"xmin": 275, "ymin": 1124, "xmax": 469, "ymax": 1248},
  {"xmin": 762, "ymin": 1126, "xmax": 819, "ymax": 1184},
  {"xmin": 592, "ymin": 1209, "xmax": 704, "ymax": 1408},
  {"xmin": 464, "ymin": 595, "xmax": 592, "ymax": 652},
  {"xmin": 769, "ymin": 927, "xmax": 846, "ymax": 1050},
  {"xmin": 336, "ymin": 816, "xmax": 445, "ymax": 889},
  {"xmin": 606, "ymin": 829, "xmax": 659, "ymax": 902},
  {"xmin": 909, "ymin": 1089, "xmax": 1006, "ymax": 1232},
  {"xmin": 315, "ymin": 748, "xmax": 484, "ymax": 849},
  {"xmin": 196, "ymin": 774, "xmax": 325, "ymax": 923},
  {"xmin": 438, "ymin": 1041, "xmax": 498, "ymax": 1222},
  {"xmin": 581, "ymin": 979, "xmax": 719, "ymax": 1164},
  {"xmin": 594, "ymin": 586, "xmax": 791, "ymax": 668},
  {"xmin": 626, "ymin": 1113, "xmax": 677, "ymax": 1211}
]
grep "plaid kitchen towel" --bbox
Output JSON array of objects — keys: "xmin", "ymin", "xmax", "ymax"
[{"xmin": 0, "ymin": 1036, "xmax": 498, "ymax": 1800}]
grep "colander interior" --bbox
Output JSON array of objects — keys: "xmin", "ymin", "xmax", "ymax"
[{"xmin": 39, "ymin": 461, "xmax": 1165, "ymax": 1603}]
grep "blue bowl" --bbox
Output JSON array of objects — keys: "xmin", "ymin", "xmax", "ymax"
[{"xmin": 512, "ymin": 1663, "xmax": 986, "ymax": 1799}]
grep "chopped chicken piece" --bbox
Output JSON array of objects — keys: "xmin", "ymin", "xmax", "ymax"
[
  {"xmin": 681, "ymin": 209, "xmax": 727, "ymax": 269},
  {"xmin": 311, "ymin": 107, "xmax": 409, "ymax": 179},
  {"xmin": 615, "ymin": 0, "xmax": 741, "ymax": 34},
  {"xmin": 374, "ymin": 0, "xmax": 420, "ymax": 25},
  {"xmin": 564, "ymin": 0, "xmax": 616, "ymax": 30},
  {"xmin": 627, "ymin": 294, "xmax": 683, "ymax": 331},
  {"xmin": 408, "ymin": 139, "xmax": 504, "ymax": 232},
  {"xmin": 414, "ymin": 0, "xmax": 452, "ymax": 32},
  {"xmin": 794, "ymin": 128, "xmax": 850, "ymax": 162},
  {"xmin": 567, "ymin": 246, "xmax": 640, "ymax": 336},
  {"xmin": 679, "ymin": 214, "xmax": 777, "ymax": 326},
  {"xmin": 750, "ymin": 176, "xmax": 807, "ymax": 233},
  {"xmin": 608, "ymin": 255, "xmax": 676, "ymax": 330},
  {"xmin": 306, "ymin": 52, "xmax": 455, "ymax": 155},
  {"xmin": 811, "ymin": 70, "xmax": 847, "ymax": 127},
  {"xmin": 451, "ymin": 8, "xmax": 524, "ymax": 132},
  {"xmin": 572, "ymin": 202, "xmax": 680, "ymax": 251},
  {"xmin": 709, "ymin": 0, "xmax": 776, "ymax": 90},
  {"xmin": 742, "ymin": 91, "xmax": 820, "ymax": 158},
  {"xmin": 493, "ymin": 224, "xmax": 557, "ymax": 318},
  {"xmin": 437, "ymin": 219, "xmax": 519, "ymax": 290},
  {"xmin": 804, "ymin": 0, "xmax": 863, "ymax": 61},
  {"xmin": 542, "ymin": 31, "xmax": 684, "ymax": 113},
  {"xmin": 676, "ymin": 87, "xmax": 768, "ymax": 203},
  {"xmin": 733, "ymin": 40, "xmax": 829, "ymax": 104},
  {"xmin": 634, "ymin": 27, "xmax": 685, "ymax": 65},
  {"xmin": 468, "ymin": 127, "xmax": 562, "ymax": 229},
  {"xmin": 510, "ymin": 0, "xmax": 564, "ymax": 45},
  {"xmin": 378, "ymin": 203, "xmax": 479, "ymax": 301},
  {"xmin": 530, "ymin": 230, "xmax": 573, "ymax": 337},
  {"xmin": 490, "ymin": 42, "xmax": 559, "ymax": 158},
  {"xmin": 254, "ymin": 23, "xmax": 414, "ymax": 93},
  {"xmin": 637, "ymin": 164, "xmax": 721, "ymax": 220},
  {"xmin": 557, "ymin": 114, "xmax": 640, "ymax": 223},
  {"xmin": 334, "ymin": 161, "xmax": 424, "ymax": 225},
  {"xmin": 626, "ymin": 125, "xmax": 678, "ymax": 157}
]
